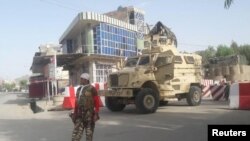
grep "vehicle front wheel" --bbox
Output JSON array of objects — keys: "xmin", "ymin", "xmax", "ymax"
[
  {"xmin": 135, "ymin": 88, "xmax": 159, "ymax": 114},
  {"xmin": 186, "ymin": 86, "xmax": 202, "ymax": 106},
  {"xmin": 105, "ymin": 97, "xmax": 126, "ymax": 112}
]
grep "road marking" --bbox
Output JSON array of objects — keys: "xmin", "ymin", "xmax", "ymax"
[
  {"xmin": 136, "ymin": 125, "xmax": 174, "ymax": 131},
  {"xmin": 99, "ymin": 121, "xmax": 121, "ymax": 125}
]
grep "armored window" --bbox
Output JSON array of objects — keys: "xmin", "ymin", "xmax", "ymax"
[
  {"xmin": 152, "ymin": 40, "xmax": 157, "ymax": 46},
  {"xmin": 139, "ymin": 56, "xmax": 150, "ymax": 65},
  {"xmin": 159, "ymin": 38, "xmax": 167, "ymax": 45},
  {"xmin": 144, "ymin": 41, "xmax": 150, "ymax": 48},
  {"xmin": 125, "ymin": 57, "xmax": 139, "ymax": 67},
  {"xmin": 174, "ymin": 56, "xmax": 183, "ymax": 64},
  {"xmin": 155, "ymin": 56, "xmax": 173, "ymax": 67},
  {"xmin": 184, "ymin": 56, "xmax": 195, "ymax": 64}
]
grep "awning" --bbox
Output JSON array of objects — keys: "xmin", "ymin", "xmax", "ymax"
[{"xmin": 30, "ymin": 53, "xmax": 84, "ymax": 72}]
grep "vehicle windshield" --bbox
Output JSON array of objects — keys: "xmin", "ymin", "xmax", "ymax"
[
  {"xmin": 138, "ymin": 56, "xmax": 150, "ymax": 65},
  {"xmin": 125, "ymin": 57, "xmax": 139, "ymax": 67}
]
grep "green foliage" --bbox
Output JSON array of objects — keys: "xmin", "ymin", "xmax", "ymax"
[
  {"xmin": 2, "ymin": 82, "xmax": 16, "ymax": 92},
  {"xmin": 215, "ymin": 45, "xmax": 234, "ymax": 57},
  {"xmin": 196, "ymin": 46, "xmax": 216, "ymax": 64},
  {"xmin": 197, "ymin": 42, "xmax": 250, "ymax": 65},
  {"xmin": 230, "ymin": 41, "xmax": 239, "ymax": 54},
  {"xmin": 19, "ymin": 80, "xmax": 28, "ymax": 90},
  {"xmin": 238, "ymin": 45, "xmax": 250, "ymax": 65}
]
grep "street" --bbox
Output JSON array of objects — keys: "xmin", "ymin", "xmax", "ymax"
[{"xmin": 0, "ymin": 93, "xmax": 249, "ymax": 141}]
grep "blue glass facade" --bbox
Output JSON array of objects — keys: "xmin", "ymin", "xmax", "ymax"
[{"xmin": 93, "ymin": 23, "xmax": 137, "ymax": 57}]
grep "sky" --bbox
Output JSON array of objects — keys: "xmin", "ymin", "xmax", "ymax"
[{"xmin": 0, "ymin": 0, "xmax": 249, "ymax": 80}]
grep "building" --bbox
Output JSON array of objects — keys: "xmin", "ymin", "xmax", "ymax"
[
  {"xmin": 59, "ymin": 6, "xmax": 147, "ymax": 85},
  {"xmin": 30, "ymin": 43, "xmax": 71, "ymax": 98}
]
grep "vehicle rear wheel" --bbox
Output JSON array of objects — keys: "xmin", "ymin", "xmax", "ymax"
[
  {"xmin": 105, "ymin": 97, "xmax": 126, "ymax": 112},
  {"xmin": 135, "ymin": 88, "xmax": 159, "ymax": 114},
  {"xmin": 186, "ymin": 86, "xmax": 202, "ymax": 106}
]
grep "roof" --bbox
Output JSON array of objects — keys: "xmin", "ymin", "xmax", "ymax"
[
  {"xmin": 30, "ymin": 53, "xmax": 84, "ymax": 72},
  {"xmin": 59, "ymin": 12, "xmax": 138, "ymax": 43}
]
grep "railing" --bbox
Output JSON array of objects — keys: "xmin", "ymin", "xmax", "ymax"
[{"xmin": 67, "ymin": 44, "xmax": 139, "ymax": 57}]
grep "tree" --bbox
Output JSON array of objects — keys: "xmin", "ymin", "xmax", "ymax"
[
  {"xmin": 238, "ymin": 45, "xmax": 250, "ymax": 65},
  {"xmin": 215, "ymin": 45, "xmax": 234, "ymax": 57},
  {"xmin": 3, "ymin": 82, "xmax": 16, "ymax": 92},
  {"xmin": 224, "ymin": 0, "xmax": 233, "ymax": 9},
  {"xmin": 196, "ymin": 46, "xmax": 216, "ymax": 64},
  {"xmin": 19, "ymin": 80, "xmax": 28, "ymax": 90},
  {"xmin": 230, "ymin": 41, "xmax": 239, "ymax": 54}
]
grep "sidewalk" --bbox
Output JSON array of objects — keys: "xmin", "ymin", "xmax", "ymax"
[{"xmin": 34, "ymin": 96, "xmax": 71, "ymax": 112}]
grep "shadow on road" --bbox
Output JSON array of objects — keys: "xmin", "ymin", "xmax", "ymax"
[
  {"xmin": 0, "ymin": 118, "xmax": 72, "ymax": 141},
  {"xmin": 3, "ymin": 93, "xmax": 29, "ymax": 106}
]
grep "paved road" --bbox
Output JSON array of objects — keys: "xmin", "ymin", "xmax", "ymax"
[{"xmin": 0, "ymin": 93, "xmax": 249, "ymax": 141}]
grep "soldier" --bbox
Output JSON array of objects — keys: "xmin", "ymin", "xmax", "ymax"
[{"xmin": 71, "ymin": 73, "xmax": 100, "ymax": 141}]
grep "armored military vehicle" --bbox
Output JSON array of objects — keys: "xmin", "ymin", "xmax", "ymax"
[{"xmin": 104, "ymin": 22, "xmax": 203, "ymax": 114}]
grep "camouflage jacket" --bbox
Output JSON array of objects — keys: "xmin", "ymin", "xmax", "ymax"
[{"xmin": 76, "ymin": 84, "xmax": 97, "ymax": 111}]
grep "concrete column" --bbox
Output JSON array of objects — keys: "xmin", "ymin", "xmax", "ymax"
[
  {"xmin": 85, "ymin": 24, "xmax": 94, "ymax": 54},
  {"xmin": 89, "ymin": 61, "xmax": 96, "ymax": 83}
]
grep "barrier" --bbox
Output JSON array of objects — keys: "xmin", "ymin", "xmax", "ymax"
[
  {"xmin": 62, "ymin": 86, "xmax": 76, "ymax": 109},
  {"xmin": 92, "ymin": 82, "xmax": 106, "ymax": 107},
  {"xmin": 63, "ymin": 86, "xmax": 79, "ymax": 97},
  {"xmin": 201, "ymin": 79, "xmax": 214, "ymax": 86},
  {"xmin": 229, "ymin": 82, "xmax": 250, "ymax": 110},
  {"xmin": 62, "ymin": 97, "xmax": 76, "ymax": 109},
  {"xmin": 202, "ymin": 86, "xmax": 213, "ymax": 99},
  {"xmin": 202, "ymin": 85, "xmax": 226, "ymax": 100}
]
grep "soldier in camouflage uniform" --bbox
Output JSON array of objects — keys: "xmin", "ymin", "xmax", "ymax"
[{"xmin": 71, "ymin": 73, "xmax": 100, "ymax": 141}]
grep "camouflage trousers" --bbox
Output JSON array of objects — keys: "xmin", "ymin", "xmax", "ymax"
[{"xmin": 71, "ymin": 118, "xmax": 95, "ymax": 141}]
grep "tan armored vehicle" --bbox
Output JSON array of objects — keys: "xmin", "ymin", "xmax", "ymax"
[{"xmin": 104, "ymin": 22, "xmax": 203, "ymax": 114}]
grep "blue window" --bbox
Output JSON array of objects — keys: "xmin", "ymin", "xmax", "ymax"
[
  {"xmin": 103, "ymin": 24, "xmax": 106, "ymax": 31},
  {"xmin": 97, "ymin": 36, "xmax": 100, "ymax": 41},
  {"xmin": 120, "ymin": 28, "xmax": 122, "ymax": 35},
  {"xmin": 101, "ymin": 32, "xmax": 105, "ymax": 38},
  {"xmin": 100, "ymin": 23, "xmax": 104, "ymax": 29},
  {"xmin": 102, "ymin": 47, "xmax": 105, "ymax": 54},
  {"xmin": 108, "ymin": 41, "xmax": 111, "ymax": 47},
  {"xmin": 108, "ymin": 47, "xmax": 111, "ymax": 55},
  {"xmin": 110, "ymin": 26, "xmax": 113, "ymax": 33},
  {"xmin": 111, "ymin": 48, "xmax": 114, "ymax": 55},
  {"xmin": 104, "ymin": 47, "xmax": 107, "ymax": 54}
]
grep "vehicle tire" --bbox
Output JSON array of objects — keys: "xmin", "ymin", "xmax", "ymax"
[
  {"xmin": 186, "ymin": 86, "xmax": 202, "ymax": 106},
  {"xmin": 105, "ymin": 97, "xmax": 126, "ymax": 112},
  {"xmin": 135, "ymin": 88, "xmax": 159, "ymax": 114},
  {"xmin": 159, "ymin": 101, "xmax": 168, "ymax": 106}
]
